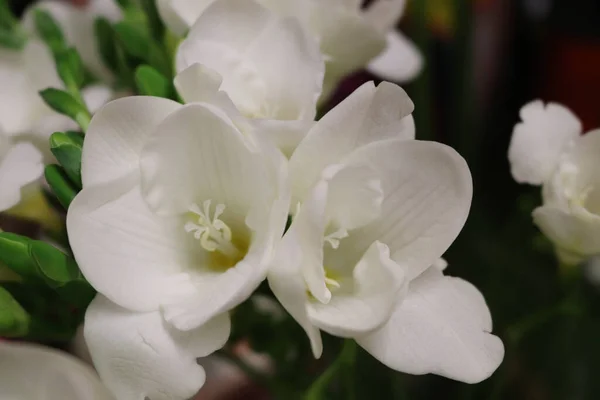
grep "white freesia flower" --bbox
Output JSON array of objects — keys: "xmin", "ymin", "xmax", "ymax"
[
  {"xmin": 174, "ymin": 0, "xmax": 324, "ymax": 155},
  {"xmin": 160, "ymin": 0, "xmax": 421, "ymax": 99},
  {"xmin": 67, "ymin": 95, "xmax": 289, "ymax": 399},
  {"xmin": 268, "ymin": 81, "xmax": 504, "ymax": 383},
  {"xmin": 0, "ymin": 128, "xmax": 44, "ymax": 212},
  {"xmin": 509, "ymin": 100, "xmax": 600, "ymax": 265},
  {"xmin": 0, "ymin": 0, "xmax": 116, "ymax": 156},
  {"xmin": 0, "ymin": 341, "xmax": 114, "ymax": 399}
]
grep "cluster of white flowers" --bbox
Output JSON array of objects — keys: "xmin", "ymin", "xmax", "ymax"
[
  {"xmin": 509, "ymin": 100, "xmax": 600, "ymax": 265},
  {"xmin": 0, "ymin": 0, "xmax": 504, "ymax": 399}
]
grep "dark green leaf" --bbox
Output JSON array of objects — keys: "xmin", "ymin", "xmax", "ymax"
[
  {"xmin": 55, "ymin": 48, "xmax": 85, "ymax": 91},
  {"xmin": 94, "ymin": 17, "xmax": 118, "ymax": 73},
  {"xmin": 0, "ymin": 27, "xmax": 27, "ymax": 50},
  {"xmin": 50, "ymin": 131, "xmax": 82, "ymax": 188},
  {"xmin": 135, "ymin": 65, "xmax": 170, "ymax": 97},
  {"xmin": 0, "ymin": 0, "xmax": 18, "ymax": 30},
  {"xmin": 44, "ymin": 164, "xmax": 78, "ymax": 209},
  {"xmin": 114, "ymin": 20, "xmax": 171, "ymax": 77},
  {"xmin": 140, "ymin": 0, "xmax": 164, "ymax": 40},
  {"xmin": 33, "ymin": 9, "xmax": 67, "ymax": 54},
  {"xmin": 0, "ymin": 286, "xmax": 30, "ymax": 337},
  {"xmin": 39, "ymin": 88, "xmax": 90, "ymax": 131}
]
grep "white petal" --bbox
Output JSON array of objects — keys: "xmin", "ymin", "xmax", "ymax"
[
  {"xmin": 140, "ymin": 103, "xmax": 276, "ymax": 216},
  {"xmin": 331, "ymin": 139, "xmax": 472, "ymax": 280},
  {"xmin": 367, "ymin": 31, "xmax": 423, "ymax": 82},
  {"xmin": 0, "ymin": 141, "xmax": 44, "ymax": 212},
  {"xmin": 251, "ymin": 118, "xmax": 315, "ymax": 158},
  {"xmin": 158, "ymin": 0, "xmax": 216, "ymax": 36},
  {"xmin": 0, "ymin": 342, "xmax": 114, "ymax": 399},
  {"xmin": 174, "ymin": 63, "xmax": 223, "ymax": 104},
  {"xmin": 0, "ymin": 46, "xmax": 50, "ymax": 135},
  {"xmin": 309, "ymin": 241, "xmax": 403, "ymax": 337},
  {"xmin": 312, "ymin": 4, "xmax": 386, "ymax": 98},
  {"xmin": 267, "ymin": 192, "xmax": 325, "ymax": 357},
  {"xmin": 176, "ymin": 0, "xmax": 323, "ymax": 120},
  {"xmin": 533, "ymin": 205, "xmax": 600, "ymax": 263},
  {"xmin": 363, "ymin": 0, "xmax": 408, "ymax": 32},
  {"xmin": 325, "ymin": 162, "xmax": 384, "ymax": 230},
  {"xmin": 82, "ymin": 96, "xmax": 181, "ymax": 187},
  {"xmin": 85, "ymin": 295, "xmax": 230, "ymax": 400},
  {"xmin": 67, "ymin": 177, "xmax": 193, "ymax": 312},
  {"xmin": 290, "ymin": 81, "xmax": 414, "ymax": 199},
  {"xmin": 508, "ymin": 100, "xmax": 582, "ymax": 185},
  {"xmin": 356, "ymin": 268, "xmax": 504, "ymax": 384}
]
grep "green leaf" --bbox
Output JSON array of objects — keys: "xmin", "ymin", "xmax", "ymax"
[
  {"xmin": 135, "ymin": 65, "xmax": 170, "ymax": 97},
  {"xmin": 44, "ymin": 165, "xmax": 78, "ymax": 209},
  {"xmin": 33, "ymin": 9, "xmax": 67, "ymax": 54},
  {"xmin": 0, "ymin": 233, "xmax": 37, "ymax": 280},
  {"xmin": 39, "ymin": 88, "xmax": 90, "ymax": 131},
  {"xmin": 55, "ymin": 48, "xmax": 85, "ymax": 91},
  {"xmin": 114, "ymin": 20, "xmax": 171, "ymax": 77},
  {"xmin": 0, "ymin": 0, "xmax": 18, "ymax": 30},
  {"xmin": 0, "ymin": 286, "xmax": 30, "ymax": 337},
  {"xmin": 94, "ymin": 17, "xmax": 118, "ymax": 73},
  {"xmin": 0, "ymin": 27, "xmax": 27, "ymax": 50},
  {"xmin": 140, "ymin": 0, "xmax": 164, "ymax": 40},
  {"xmin": 50, "ymin": 131, "xmax": 83, "ymax": 188}
]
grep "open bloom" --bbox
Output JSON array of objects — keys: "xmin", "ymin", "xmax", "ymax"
[
  {"xmin": 67, "ymin": 95, "xmax": 289, "ymax": 399},
  {"xmin": 269, "ymin": 81, "xmax": 504, "ymax": 383},
  {"xmin": 509, "ymin": 100, "xmax": 600, "ymax": 265},
  {"xmin": 175, "ymin": 0, "xmax": 324, "ymax": 155},
  {"xmin": 160, "ymin": 0, "xmax": 421, "ymax": 99},
  {"xmin": 0, "ymin": 128, "xmax": 43, "ymax": 212},
  {"xmin": 0, "ymin": 341, "xmax": 114, "ymax": 399}
]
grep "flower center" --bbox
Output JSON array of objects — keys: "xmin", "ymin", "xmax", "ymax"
[{"xmin": 185, "ymin": 200, "xmax": 243, "ymax": 261}]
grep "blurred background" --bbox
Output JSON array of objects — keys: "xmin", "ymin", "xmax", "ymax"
[{"xmin": 5, "ymin": 0, "xmax": 600, "ymax": 399}]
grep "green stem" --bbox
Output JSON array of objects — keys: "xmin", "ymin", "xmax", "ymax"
[{"xmin": 304, "ymin": 340, "xmax": 356, "ymax": 400}]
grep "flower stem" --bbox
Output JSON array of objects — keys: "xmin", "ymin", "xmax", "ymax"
[{"xmin": 304, "ymin": 339, "xmax": 356, "ymax": 400}]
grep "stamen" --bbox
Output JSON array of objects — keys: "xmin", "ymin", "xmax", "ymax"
[
  {"xmin": 186, "ymin": 200, "xmax": 242, "ymax": 259},
  {"xmin": 324, "ymin": 228, "xmax": 349, "ymax": 249}
]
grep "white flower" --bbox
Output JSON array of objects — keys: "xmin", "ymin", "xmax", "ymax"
[
  {"xmin": 160, "ymin": 0, "xmax": 421, "ymax": 99},
  {"xmin": 67, "ymin": 95, "xmax": 289, "ymax": 399},
  {"xmin": 0, "ymin": 0, "xmax": 116, "ymax": 156},
  {"xmin": 508, "ymin": 100, "xmax": 600, "ymax": 265},
  {"xmin": 0, "ymin": 128, "xmax": 44, "ymax": 212},
  {"xmin": 174, "ymin": 0, "xmax": 324, "ymax": 155},
  {"xmin": 0, "ymin": 341, "xmax": 114, "ymax": 399},
  {"xmin": 268, "ymin": 81, "xmax": 504, "ymax": 383}
]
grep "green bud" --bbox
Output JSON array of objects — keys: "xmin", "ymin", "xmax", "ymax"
[
  {"xmin": 135, "ymin": 65, "xmax": 170, "ymax": 97},
  {"xmin": 39, "ymin": 88, "xmax": 90, "ymax": 131},
  {"xmin": 56, "ymin": 48, "xmax": 85, "ymax": 91},
  {"xmin": 33, "ymin": 9, "xmax": 67, "ymax": 54},
  {"xmin": 0, "ymin": 233, "xmax": 38, "ymax": 280},
  {"xmin": 0, "ymin": 286, "xmax": 30, "ymax": 337},
  {"xmin": 115, "ymin": 21, "xmax": 171, "ymax": 77},
  {"xmin": 50, "ymin": 132, "xmax": 83, "ymax": 188},
  {"xmin": 95, "ymin": 17, "xmax": 118, "ymax": 73},
  {"xmin": 29, "ymin": 240, "xmax": 83, "ymax": 287},
  {"xmin": 0, "ymin": 27, "xmax": 27, "ymax": 50},
  {"xmin": 140, "ymin": 0, "xmax": 164, "ymax": 40},
  {"xmin": 45, "ymin": 165, "xmax": 78, "ymax": 209}
]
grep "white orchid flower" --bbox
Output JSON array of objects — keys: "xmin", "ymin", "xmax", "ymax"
[
  {"xmin": 509, "ymin": 100, "xmax": 600, "ymax": 265},
  {"xmin": 67, "ymin": 94, "xmax": 289, "ymax": 399},
  {"xmin": 174, "ymin": 0, "xmax": 324, "ymax": 155},
  {"xmin": 160, "ymin": 0, "xmax": 421, "ymax": 100},
  {"xmin": 268, "ymin": 81, "xmax": 504, "ymax": 383},
  {"xmin": 0, "ymin": 341, "xmax": 114, "ymax": 399},
  {"xmin": 0, "ymin": 128, "xmax": 44, "ymax": 212}
]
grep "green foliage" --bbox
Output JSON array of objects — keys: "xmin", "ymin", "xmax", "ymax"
[
  {"xmin": 140, "ymin": 0, "xmax": 164, "ymax": 40},
  {"xmin": 0, "ymin": 0, "xmax": 26, "ymax": 49},
  {"xmin": 33, "ymin": 9, "xmax": 67, "ymax": 54},
  {"xmin": 135, "ymin": 65, "xmax": 171, "ymax": 97},
  {"xmin": 50, "ymin": 131, "xmax": 83, "ymax": 189},
  {"xmin": 44, "ymin": 165, "xmax": 78, "ymax": 209},
  {"xmin": 95, "ymin": 17, "xmax": 119, "ymax": 73},
  {"xmin": 39, "ymin": 89, "xmax": 91, "ymax": 131},
  {"xmin": 0, "ymin": 286, "xmax": 30, "ymax": 337},
  {"xmin": 114, "ymin": 20, "xmax": 171, "ymax": 77},
  {"xmin": 55, "ymin": 48, "xmax": 85, "ymax": 92}
]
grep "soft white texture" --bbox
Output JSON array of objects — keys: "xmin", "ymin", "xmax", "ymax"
[
  {"xmin": 0, "ymin": 341, "xmax": 114, "ymax": 399},
  {"xmin": 68, "ymin": 94, "xmax": 289, "ymax": 399},
  {"xmin": 270, "ymin": 80, "xmax": 503, "ymax": 383}
]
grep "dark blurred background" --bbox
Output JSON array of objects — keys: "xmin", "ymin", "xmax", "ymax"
[{"xmin": 8, "ymin": 0, "xmax": 600, "ymax": 399}]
